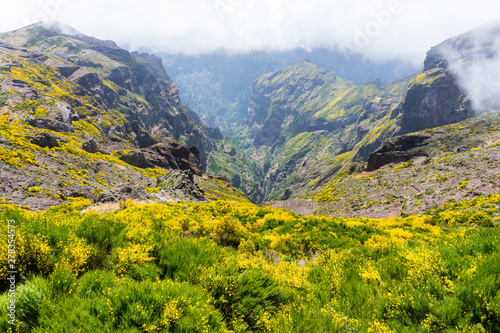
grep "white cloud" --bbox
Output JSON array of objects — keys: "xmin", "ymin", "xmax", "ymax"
[
  {"xmin": 1, "ymin": 0, "xmax": 500, "ymax": 65},
  {"xmin": 441, "ymin": 24, "xmax": 500, "ymax": 113}
]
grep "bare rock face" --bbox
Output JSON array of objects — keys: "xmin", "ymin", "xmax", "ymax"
[
  {"xmin": 397, "ymin": 68, "xmax": 473, "ymax": 134},
  {"xmin": 119, "ymin": 138, "xmax": 203, "ymax": 176},
  {"xmin": 27, "ymin": 116, "xmax": 75, "ymax": 133},
  {"xmin": 145, "ymin": 139, "xmax": 203, "ymax": 176},
  {"xmin": 366, "ymin": 133, "xmax": 431, "ymax": 171},
  {"xmin": 29, "ymin": 133, "xmax": 61, "ymax": 148}
]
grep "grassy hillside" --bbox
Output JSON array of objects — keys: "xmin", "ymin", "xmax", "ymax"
[
  {"xmin": 234, "ymin": 61, "xmax": 412, "ymax": 202},
  {"xmin": 0, "ymin": 196, "xmax": 498, "ymax": 332},
  {"xmin": 291, "ymin": 111, "xmax": 500, "ymax": 219}
]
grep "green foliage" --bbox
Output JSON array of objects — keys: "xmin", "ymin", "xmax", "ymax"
[{"xmin": 0, "ymin": 198, "xmax": 498, "ymax": 331}]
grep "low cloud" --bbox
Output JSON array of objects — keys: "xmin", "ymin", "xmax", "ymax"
[
  {"xmin": 440, "ymin": 24, "xmax": 500, "ymax": 113},
  {"xmin": 1, "ymin": 0, "xmax": 500, "ymax": 65}
]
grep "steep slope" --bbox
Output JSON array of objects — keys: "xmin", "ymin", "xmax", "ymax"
[
  {"xmin": 0, "ymin": 23, "xmax": 245, "ymax": 209},
  {"xmin": 0, "ymin": 22, "xmax": 218, "ymax": 164},
  {"xmin": 222, "ymin": 60, "xmax": 411, "ymax": 202},
  {"xmin": 163, "ymin": 49, "xmax": 418, "ymax": 131}
]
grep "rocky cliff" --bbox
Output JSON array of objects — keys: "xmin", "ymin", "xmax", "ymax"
[
  {"xmin": 0, "ymin": 22, "xmax": 218, "ymax": 165},
  {"xmin": 216, "ymin": 60, "xmax": 410, "ymax": 202},
  {"xmin": 0, "ymin": 22, "xmax": 243, "ymax": 210}
]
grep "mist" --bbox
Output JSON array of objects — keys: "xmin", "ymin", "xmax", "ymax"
[
  {"xmin": 1, "ymin": 0, "xmax": 500, "ymax": 66},
  {"xmin": 440, "ymin": 24, "xmax": 500, "ymax": 113}
]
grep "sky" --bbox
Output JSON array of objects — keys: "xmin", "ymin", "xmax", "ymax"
[{"xmin": 1, "ymin": 0, "xmax": 500, "ymax": 65}]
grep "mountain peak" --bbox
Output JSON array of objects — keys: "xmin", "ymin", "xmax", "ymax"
[{"xmin": 0, "ymin": 21, "xmax": 119, "ymax": 51}]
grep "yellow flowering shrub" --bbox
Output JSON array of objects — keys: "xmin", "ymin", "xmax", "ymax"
[
  {"xmin": 114, "ymin": 244, "xmax": 154, "ymax": 275},
  {"xmin": 62, "ymin": 235, "xmax": 93, "ymax": 276}
]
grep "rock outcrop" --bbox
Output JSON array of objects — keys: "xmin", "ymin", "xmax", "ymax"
[
  {"xmin": 27, "ymin": 117, "xmax": 75, "ymax": 133},
  {"xmin": 366, "ymin": 133, "xmax": 431, "ymax": 171},
  {"xmin": 119, "ymin": 138, "xmax": 203, "ymax": 176},
  {"xmin": 29, "ymin": 133, "xmax": 61, "ymax": 149},
  {"xmin": 396, "ymin": 68, "xmax": 473, "ymax": 134}
]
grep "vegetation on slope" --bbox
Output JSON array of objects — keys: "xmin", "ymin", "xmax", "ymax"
[
  {"xmin": 0, "ymin": 197, "xmax": 498, "ymax": 332},
  {"xmin": 304, "ymin": 111, "xmax": 500, "ymax": 218},
  {"xmin": 234, "ymin": 61, "xmax": 412, "ymax": 202}
]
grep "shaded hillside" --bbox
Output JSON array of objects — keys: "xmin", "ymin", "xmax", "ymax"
[
  {"xmin": 162, "ymin": 49, "xmax": 418, "ymax": 131},
  {"xmin": 217, "ymin": 60, "xmax": 411, "ymax": 202},
  {"xmin": 0, "ymin": 23, "xmax": 243, "ymax": 209}
]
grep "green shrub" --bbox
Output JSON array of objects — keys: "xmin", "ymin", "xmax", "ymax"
[
  {"xmin": 468, "ymin": 211, "xmax": 493, "ymax": 227},
  {"xmin": 16, "ymin": 277, "xmax": 50, "ymax": 331},
  {"xmin": 159, "ymin": 236, "xmax": 225, "ymax": 283}
]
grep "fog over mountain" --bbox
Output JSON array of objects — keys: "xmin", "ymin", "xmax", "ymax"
[{"xmin": 2, "ymin": 0, "xmax": 500, "ymax": 64}]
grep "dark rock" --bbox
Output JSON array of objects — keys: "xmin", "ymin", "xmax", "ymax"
[
  {"xmin": 120, "ymin": 150, "xmax": 152, "ymax": 168},
  {"xmin": 27, "ymin": 116, "xmax": 75, "ymax": 133},
  {"xmin": 0, "ymin": 78, "xmax": 39, "ymax": 99},
  {"xmin": 145, "ymin": 138, "xmax": 203, "ymax": 176},
  {"xmin": 398, "ymin": 68, "xmax": 474, "ymax": 134},
  {"xmin": 56, "ymin": 65, "xmax": 80, "ymax": 78},
  {"xmin": 29, "ymin": 133, "xmax": 60, "ymax": 148},
  {"xmin": 206, "ymin": 127, "xmax": 224, "ymax": 140},
  {"xmin": 224, "ymin": 147, "xmax": 237, "ymax": 157},
  {"xmin": 281, "ymin": 189, "xmax": 293, "ymax": 201},
  {"xmin": 366, "ymin": 134, "xmax": 431, "ymax": 171},
  {"xmin": 81, "ymin": 139, "xmax": 99, "ymax": 153},
  {"xmin": 98, "ymin": 184, "xmax": 149, "ymax": 203},
  {"xmin": 135, "ymin": 130, "xmax": 157, "ymax": 148}
]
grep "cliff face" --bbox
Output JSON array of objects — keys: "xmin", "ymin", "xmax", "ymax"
[
  {"xmin": 232, "ymin": 61, "xmax": 410, "ymax": 202},
  {"xmin": 397, "ymin": 67, "xmax": 473, "ymax": 134},
  {"xmin": 0, "ymin": 22, "xmax": 229, "ymax": 209},
  {"xmin": 0, "ymin": 22, "xmax": 217, "ymax": 166}
]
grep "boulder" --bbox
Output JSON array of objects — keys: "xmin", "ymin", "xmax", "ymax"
[
  {"xmin": 81, "ymin": 139, "xmax": 99, "ymax": 153},
  {"xmin": 29, "ymin": 133, "xmax": 60, "ymax": 148},
  {"xmin": 120, "ymin": 150, "xmax": 152, "ymax": 168},
  {"xmin": 27, "ymin": 117, "xmax": 75, "ymax": 133}
]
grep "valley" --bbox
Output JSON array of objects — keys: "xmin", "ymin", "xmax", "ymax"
[{"xmin": 0, "ymin": 21, "xmax": 499, "ymax": 332}]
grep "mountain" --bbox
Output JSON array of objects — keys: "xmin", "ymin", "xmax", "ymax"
[
  {"xmin": 0, "ymin": 22, "xmax": 242, "ymax": 209},
  {"xmin": 268, "ymin": 24, "xmax": 500, "ymax": 217},
  {"xmin": 208, "ymin": 60, "xmax": 412, "ymax": 202},
  {"xmin": 161, "ymin": 49, "xmax": 418, "ymax": 131},
  {"xmin": 0, "ymin": 22, "xmax": 500, "ymax": 333},
  {"xmin": 219, "ymin": 24, "xmax": 500, "ymax": 204},
  {"xmin": 271, "ymin": 110, "xmax": 500, "ymax": 218}
]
